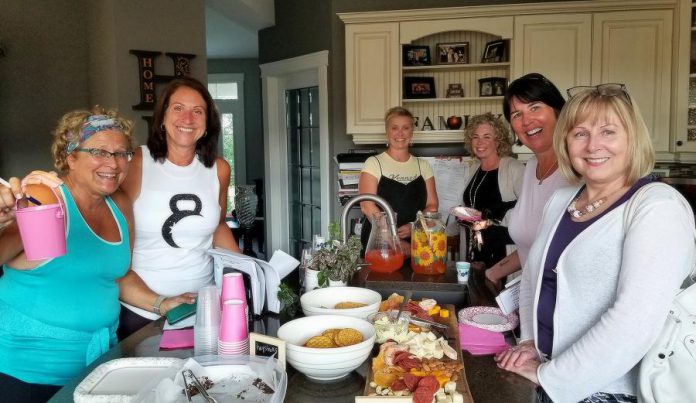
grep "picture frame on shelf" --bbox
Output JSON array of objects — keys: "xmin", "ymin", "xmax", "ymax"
[
  {"xmin": 402, "ymin": 45, "xmax": 431, "ymax": 66},
  {"xmin": 479, "ymin": 77, "xmax": 506, "ymax": 97},
  {"xmin": 446, "ymin": 83, "xmax": 464, "ymax": 98},
  {"xmin": 481, "ymin": 40, "xmax": 506, "ymax": 63},
  {"xmin": 404, "ymin": 76, "xmax": 436, "ymax": 99},
  {"xmin": 436, "ymin": 42, "xmax": 469, "ymax": 64}
]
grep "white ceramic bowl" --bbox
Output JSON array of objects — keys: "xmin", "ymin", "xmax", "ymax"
[
  {"xmin": 276, "ymin": 315, "xmax": 376, "ymax": 380},
  {"xmin": 300, "ymin": 287, "xmax": 381, "ymax": 319}
]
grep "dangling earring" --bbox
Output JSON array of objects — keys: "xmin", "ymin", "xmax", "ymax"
[
  {"xmin": 386, "ymin": 142, "xmax": 389, "ymax": 147},
  {"xmin": 203, "ymin": 130, "xmax": 208, "ymax": 137}
]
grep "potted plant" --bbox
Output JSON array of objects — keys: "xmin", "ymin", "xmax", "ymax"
[{"xmin": 309, "ymin": 222, "xmax": 362, "ymax": 287}]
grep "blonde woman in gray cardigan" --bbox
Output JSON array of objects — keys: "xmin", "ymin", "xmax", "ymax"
[
  {"xmin": 495, "ymin": 85, "xmax": 696, "ymax": 402},
  {"xmin": 458, "ymin": 113, "xmax": 524, "ymax": 270}
]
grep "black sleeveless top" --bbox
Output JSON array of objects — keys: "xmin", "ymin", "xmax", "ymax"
[{"xmin": 360, "ymin": 156, "xmax": 427, "ymax": 249}]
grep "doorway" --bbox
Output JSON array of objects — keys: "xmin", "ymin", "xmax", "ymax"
[
  {"xmin": 260, "ymin": 51, "xmax": 330, "ymax": 256},
  {"xmin": 208, "ymin": 73, "xmax": 247, "ymax": 212},
  {"xmin": 287, "ymin": 86, "xmax": 322, "ymax": 257}
]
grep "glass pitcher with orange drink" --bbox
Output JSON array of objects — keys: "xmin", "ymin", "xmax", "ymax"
[
  {"xmin": 411, "ymin": 211, "xmax": 447, "ymax": 274},
  {"xmin": 364, "ymin": 212, "xmax": 404, "ymax": 273}
]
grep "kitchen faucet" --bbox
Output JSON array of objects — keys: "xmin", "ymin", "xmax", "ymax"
[{"xmin": 340, "ymin": 194, "xmax": 398, "ymax": 243}]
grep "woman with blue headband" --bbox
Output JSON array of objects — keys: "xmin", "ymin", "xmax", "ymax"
[{"xmin": 0, "ymin": 107, "xmax": 135, "ymax": 402}]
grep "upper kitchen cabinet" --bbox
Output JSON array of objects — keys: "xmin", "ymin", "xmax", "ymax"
[
  {"xmin": 513, "ymin": 14, "xmax": 592, "ymax": 96},
  {"xmin": 674, "ymin": 0, "xmax": 696, "ymax": 153},
  {"xmin": 592, "ymin": 10, "xmax": 673, "ymax": 153},
  {"xmin": 340, "ymin": 0, "xmax": 683, "ymax": 153},
  {"xmin": 345, "ymin": 23, "xmax": 400, "ymax": 136},
  {"xmin": 514, "ymin": 10, "xmax": 673, "ymax": 154}
]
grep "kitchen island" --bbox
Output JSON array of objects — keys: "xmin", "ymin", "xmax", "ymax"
[{"xmin": 49, "ymin": 312, "xmax": 536, "ymax": 402}]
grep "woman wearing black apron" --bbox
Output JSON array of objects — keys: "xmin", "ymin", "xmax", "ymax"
[{"xmin": 358, "ymin": 107, "xmax": 439, "ymax": 257}]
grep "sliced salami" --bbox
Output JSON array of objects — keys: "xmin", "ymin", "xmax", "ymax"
[
  {"xmin": 403, "ymin": 373, "xmax": 421, "ymax": 391},
  {"xmin": 391, "ymin": 379, "xmax": 407, "ymax": 391}
]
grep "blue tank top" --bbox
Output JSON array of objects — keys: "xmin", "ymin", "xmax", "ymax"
[{"xmin": 0, "ymin": 184, "xmax": 130, "ymax": 385}]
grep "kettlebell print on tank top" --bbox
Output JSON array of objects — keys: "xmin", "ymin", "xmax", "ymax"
[{"xmin": 162, "ymin": 193, "xmax": 203, "ymax": 247}]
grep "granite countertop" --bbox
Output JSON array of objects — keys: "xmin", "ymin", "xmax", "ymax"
[{"xmin": 49, "ymin": 266, "xmax": 536, "ymax": 403}]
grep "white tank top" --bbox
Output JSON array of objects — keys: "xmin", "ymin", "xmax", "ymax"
[{"xmin": 122, "ymin": 145, "xmax": 220, "ymax": 319}]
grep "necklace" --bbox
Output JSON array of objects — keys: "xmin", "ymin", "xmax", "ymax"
[
  {"xmin": 467, "ymin": 168, "xmax": 489, "ymax": 208},
  {"xmin": 567, "ymin": 186, "xmax": 626, "ymax": 218},
  {"xmin": 466, "ymin": 168, "xmax": 489, "ymax": 257},
  {"xmin": 537, "ymin": 161, "xmax": 558, "ymax": 185}
]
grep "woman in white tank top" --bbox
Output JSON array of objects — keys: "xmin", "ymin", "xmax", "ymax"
[{"xmin": 117, "ymin": 77, "xmax": 241, "ymax": 339}]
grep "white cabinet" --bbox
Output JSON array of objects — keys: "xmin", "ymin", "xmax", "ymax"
[
  {"xmin": 340, "ymin": 1, "xmax": 681, "ymax": 153},
  {"xmin": 514, "ymin": 10, "xmax": 672, "ymax": 153},
  {"xmin": 592, "ymin": 10, "xmax": 673, "ymax": 153},
  {"xmin": 345, "ymin": 23, "xmax": 400, "ymax": 135},
  {"xmin": 673, "ymin": 0, "xmax": 696, "ymax": 154},
  {"xmin": 513, "ymin": 14, "xmax": 592, "ymax": 93},
  {"xmin": 343, "ymin": 16, "xmax": 513, "ymax": 144}
]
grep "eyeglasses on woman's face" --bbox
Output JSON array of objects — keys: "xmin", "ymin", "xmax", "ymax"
[
  {"xmin": 75, "ymin": 148, "xmax": 134, "ymax": 162},
  {"xmin": 566, "ymin": 83, "xmax": 632, "ymax": 105}
]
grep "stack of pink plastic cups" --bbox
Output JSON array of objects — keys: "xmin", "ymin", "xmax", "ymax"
[{"xmin": 218, "ymin": 272, "xmax": 249, "ymax": 355}]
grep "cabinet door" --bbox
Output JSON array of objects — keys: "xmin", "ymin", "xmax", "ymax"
[
  {"xmin": 512, "ymin": 14, "xmax": 592, "ymax": 153},
  {"xmin": 592, "ymin": 10, "xmax": 672, "ymax": 153},
  {"xmin": 345, "ymin": 23, "xmax": 400, "ymax": 134},
  {"xmin": 513, "ymin": 14, "xmax": 592, "ymax": 92}
]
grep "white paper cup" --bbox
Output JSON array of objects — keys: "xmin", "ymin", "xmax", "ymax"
[{"xmin": 456, "ymin": 261, "xmax": 470, "ymax": 284}]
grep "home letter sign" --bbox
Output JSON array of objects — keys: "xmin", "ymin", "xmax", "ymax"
[{"xmin": 130, "ymin": 50, "xmax": 196, "ymax": 110}]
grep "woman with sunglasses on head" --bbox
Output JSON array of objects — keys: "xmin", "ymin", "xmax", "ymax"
[
  {"xmin": 470, "ymin": 73, "xmax": 568, "ymax": 298},
  {"xmin": 496, "ymin": 85, "xmax": 696, "ymax": 402},
  {"xmin": 0, "ymin": 107, "xmax": 135, "ymax": 402},
  {"xmin": 117, "ymin": 77, "xmax": 240, "ymax": 340}
]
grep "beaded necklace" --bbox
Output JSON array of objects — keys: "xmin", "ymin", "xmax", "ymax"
[{"xmin": 567, "ymin": 186, "xmax": 627, "ymax": 218}]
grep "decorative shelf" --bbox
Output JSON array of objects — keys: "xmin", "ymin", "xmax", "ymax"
[
  {"xmin": 403, "ymin": 96, "xmax": 504, "ymax": 103},
  {"xmin": 352, "ymin": 130, "xmax": 464, "ymax": 145},
  {"xmin": 402, "ymin": 62, "xmax": 510, "ymax": 73}
]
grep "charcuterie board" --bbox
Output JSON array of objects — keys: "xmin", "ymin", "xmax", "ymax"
[{"xmin": 361, "ymin": 304, "xmax": 473, "ymax": 402}]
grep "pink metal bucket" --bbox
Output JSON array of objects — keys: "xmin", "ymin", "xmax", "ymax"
[{"xmin": 15, "ymin": 192, "xmax": 66, "ymax": 261}]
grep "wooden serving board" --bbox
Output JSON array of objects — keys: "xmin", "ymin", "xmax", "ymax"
[{"xmin": 362, "ymin": 304, "xmax": 474, "ymax": 402}]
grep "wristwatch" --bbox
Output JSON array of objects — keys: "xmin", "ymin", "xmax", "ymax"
[{"xmin": 152, "ymin": 295, "xmax": 167, "ymax": 315}]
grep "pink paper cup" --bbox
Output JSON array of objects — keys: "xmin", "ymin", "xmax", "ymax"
[
  {"xmin": 15, "ymin": 202, "xmax": 66, "ymax": 261},
  {"xmin": 221, "ymin": 272, "xmax": 246, "ymax": 304},
  {"xmin": 219, "ymin": 299, "xmax": 248, "ymax": 342}
]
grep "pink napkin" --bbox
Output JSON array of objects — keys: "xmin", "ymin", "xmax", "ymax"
[
  {"xmin": 459, "ymin": 323, "xmax": 509, "ymax": 355},
  {"xmin": 159, "ymin": 328, "xmax": 194, "ymax": 349}
]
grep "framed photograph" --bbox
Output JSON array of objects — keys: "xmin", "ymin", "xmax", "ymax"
[
  {"xmin": 436, "ymin": 42, "xmax": 469, "ymax": 64},
  {"xmin": 479, "ymin": 77, "xmax": 507, "ymax": 97},
  {"xmin": 404, "ymin": 76, "xmax": 436, "ymax": 99},
  {"xmin": 403, "ymin": 45, "xmax": 431, "ymax": 66},
  {"xmin": 446, "ymin": 83, "xmax": 464, "ymax": 98},
  {"xmin": 249, "ymin": 332, "xmax": 286, "ymax": 370},
  {"xmin": 482, "ymin": 40, "xmax": 507, "ymax": 63}
]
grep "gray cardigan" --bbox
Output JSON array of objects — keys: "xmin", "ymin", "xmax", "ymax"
[{"xmin": 520, "ymin": 183, "xmax": 695, "ymax": 402}]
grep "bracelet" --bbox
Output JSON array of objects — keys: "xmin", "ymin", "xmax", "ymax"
[{"xmin": 152, "ymin": 295, "xmax": 167, "ymax": 315}]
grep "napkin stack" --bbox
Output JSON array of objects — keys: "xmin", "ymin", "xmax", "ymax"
[
  {"xmin": 209, "ymin": 248, "xmax": 299, "ymax": 314},
  {"xmin": 459, "ymin": 323, "xmax": 509, "ymax": 355}
]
